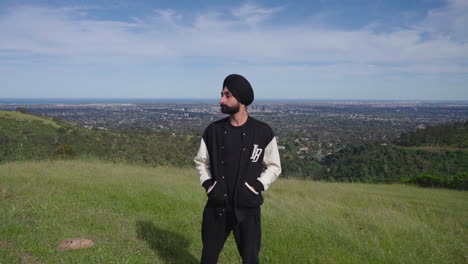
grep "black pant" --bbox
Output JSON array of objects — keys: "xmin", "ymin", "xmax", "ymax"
[{"xmin": 200, "ymin": 207, "xmax": 261, "ymax": 264}]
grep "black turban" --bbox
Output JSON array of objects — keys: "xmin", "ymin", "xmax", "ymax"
[{"xmin": 222, "ymin": 74, "xmax": 254, "ymax": 106}]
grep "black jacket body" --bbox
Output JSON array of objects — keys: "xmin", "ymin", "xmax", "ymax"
[{"xmin": 195, "ymin": 116, "xmax": 281, "ymax": 222}]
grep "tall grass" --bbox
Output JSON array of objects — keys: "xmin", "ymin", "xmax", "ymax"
[{"xmin": 0, "ymin": 160, "xmax": 466, "ymax": 263}]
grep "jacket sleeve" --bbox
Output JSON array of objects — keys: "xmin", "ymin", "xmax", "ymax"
[
  {"xmin": 256, "ymin": 136, "xmax": 282, "ymax": 191},
  {"xmin": 194, "ymin": 138, "xmax": 213, "ymax": 190}
]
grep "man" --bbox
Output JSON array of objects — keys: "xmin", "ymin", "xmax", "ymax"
[{"xmin": 194, "ymin": 74, "xmax": 282, "ymax": 264}]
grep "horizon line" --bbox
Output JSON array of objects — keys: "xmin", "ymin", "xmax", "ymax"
[{"xmin": 1, "ymin": 97, "xmax": 468, "ymax": 102}]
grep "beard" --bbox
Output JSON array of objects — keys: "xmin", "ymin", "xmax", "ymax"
[{"xmin": 220, "ymin": 103, "xmax": 240, "ymax": 115}]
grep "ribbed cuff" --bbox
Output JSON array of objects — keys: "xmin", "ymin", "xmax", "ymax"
[
  {"xmin": 202, "ymin": 179, "xmax": 214, "ymax": 192},
  {"xmin": 252, "ymin": 180, "xmax": 265, "ymax": 192}
]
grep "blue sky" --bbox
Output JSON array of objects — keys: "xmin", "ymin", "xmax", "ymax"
[{"xmin": 0, "ymin": 0, "xmax": 467, "ymax": 100}]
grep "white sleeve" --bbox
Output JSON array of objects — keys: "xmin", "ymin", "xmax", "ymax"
[
  {"xmin": 257, "ymin": 136, "xmax": 282, "ymax": 191},
  {"xmin": 194, "ymin": 138, "xmax": 212, "ymax": 186}
]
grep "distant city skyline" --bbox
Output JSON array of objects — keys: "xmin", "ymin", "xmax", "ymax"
[{"xmin": 0, "ymin": 0, "xmax": 467, "ymax": 100}]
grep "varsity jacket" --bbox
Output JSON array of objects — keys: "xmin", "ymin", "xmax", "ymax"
[{"xmin": 194, "ymin": 116, "xmax": 281, "ymax": 216}]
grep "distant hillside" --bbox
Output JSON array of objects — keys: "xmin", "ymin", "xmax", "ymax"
[
  {"xmin": 319, "ymin": 122, "xmax": 468, "ymax": 189},
  {"xmin": 395, "ymin": 121, "xmax": 468, "ymax": 147},
  {"xmin": 0, "ymin": 110, "xmax": 62, "ymax": 128},
  {"xmin": 0, "ymin": 110, "xmax": 198, "ymax": 166},
  {"xmin": 0, "ymin": 160, "xmax": 466, "ymax": 263},
  {"xmin": 320, "ymin": 143, "xmax": 467, "ymax": 188}
]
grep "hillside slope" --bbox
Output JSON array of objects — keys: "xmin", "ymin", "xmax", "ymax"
[
  {"xmin": 396, "ymin": 121, "xmax": 468, "ymax": 148},
  {"xmin": 1, "ymin": 160, "xmax": 466, "ymax": 263},
  {"xmin": 321, "ymin": 143, "xmax": 468, "ymax": 185},
  {"xmin": 0, "ymin": 110, "xmax": 62, "ymax": 128},
  {"xmin": 0, "ymin": 110, "xmax": 198, "ymax": 166}
]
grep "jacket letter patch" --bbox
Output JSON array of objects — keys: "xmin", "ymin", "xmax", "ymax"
[{"xmin": 250, "ymin": 144, "xmax": 263, "ymax": 162}]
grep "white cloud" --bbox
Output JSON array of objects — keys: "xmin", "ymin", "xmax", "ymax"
[
  {"xmin": 232, "ymin": 2, "xmax": 284, "ymax": 26},
  {"xmin": 0, "ymin": 6, "xmax": 169, "ymax": 57},
  {"xmin": 0, "ymin": 1, "xmax": 466, "ymax": 74},
  {"xmin": 419, "ymin": 0, "xmax": 468, "ymax": 42}
]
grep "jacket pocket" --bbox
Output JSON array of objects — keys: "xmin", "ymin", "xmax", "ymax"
[
  {"xmin": 237, "ymin": 181, "xmax": 263, "ymax": 208},
  {"xmin": 206, "ymin": 181, "xmax": 217, "ymax": 194},
  {"xmin": 244, "ymin": 182, "xmax": 259, "ymax": 195},
  {"xmin": 207, "ymin": 181, "xmax": 225, "ymax": 206}
]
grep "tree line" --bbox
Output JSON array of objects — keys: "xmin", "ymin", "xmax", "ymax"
[{"xmin": 395, "ymin": 121, "xmax": 468, "ymax": 147}]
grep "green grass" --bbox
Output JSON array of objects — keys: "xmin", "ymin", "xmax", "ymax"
[
  {"xmin": 0, "ymin": 160, "xmax": 466, "ymax": 263},
  {"xmin": 0, "ymin": 110, "xmax": 61, "ymax": 128}
]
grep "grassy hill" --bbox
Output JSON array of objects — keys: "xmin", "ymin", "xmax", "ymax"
[
  {"xmin": 1, "ymin": 160, "xmax": 466, "ymax": 263},
  {"xmin": 0, "ymin": 110, "xmax": 62, "ymax": 128},
  {"xmin": 0, "ymin": 110, "xmax": 198, "ymax": 166}
]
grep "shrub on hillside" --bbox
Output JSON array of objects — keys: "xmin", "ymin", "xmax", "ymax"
[
  {"xmin": 402, "ymin": 172, "xmax": 468, "ymax": 190},
  {"xmin": 450, "ymin": 172, "xmax": 468, "ymax": 190},
  {"xmin": 16, "ymin": 107, "xmax": 27, "ymax": 113},
  {"xmin": 53, "ymin": 145, "xmax": 77, "ymax": 158},
  {"xmin": 405, "ymin": 173, "xmax": 445, "ymax": 188}
]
